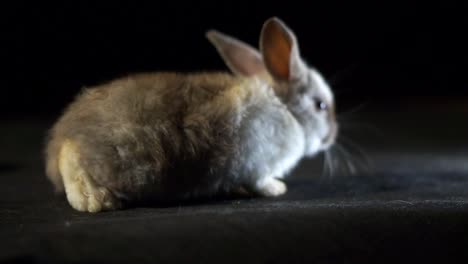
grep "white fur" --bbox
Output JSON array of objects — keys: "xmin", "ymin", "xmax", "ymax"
[
  {"xmin": 231, "ymin": 82, "xmax": 305, "ymax": 196},
  {"xmin": 208, "ymin": 18, "xmax": 337, "ymax": 197},
  {"xmin": 255, "ymin": 178, "xmax": 287, "ymax": 196},
  {"xmin": 310, "ymin": 69, "xmax": 334, "ymax": 104}
]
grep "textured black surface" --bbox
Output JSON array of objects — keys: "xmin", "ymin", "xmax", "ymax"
[{"xmin": 2, "ymin": 103, "xmax": 468, "ymax": 263}]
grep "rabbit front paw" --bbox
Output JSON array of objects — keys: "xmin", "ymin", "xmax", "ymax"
[{"xmin": 254, "ymin": 178, "xmax": 287, "ymax": 197}]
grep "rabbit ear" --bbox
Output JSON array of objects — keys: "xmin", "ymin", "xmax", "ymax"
[
  {"xmin": 260, "ymin": 17, "xmax": 307, "ymax": 81},
  {"xmin": 206, "ymin": 30, "xmax": 266, "ymax": 77}
]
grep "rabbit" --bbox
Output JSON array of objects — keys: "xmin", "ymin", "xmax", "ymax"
[{"xmin": 45, "ymin": 17, "xmax": 337, "ymax": 212}]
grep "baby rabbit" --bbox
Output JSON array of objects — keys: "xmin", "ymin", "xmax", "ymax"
[{"xmin": 45, "ymin": 17, "xmax": 337, "ymax": 212}]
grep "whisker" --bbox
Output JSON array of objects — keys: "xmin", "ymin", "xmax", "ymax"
[
  {"xmin": 333, "ymin": 145, "xmax": 346, "ymax": 176},
  {"xmin": 321, "ymin": 152, "xmax": 328, "ymax": 179},
  {"xmin": 337, "ymin": 144, "xmax": 362, "ymax": 175},
  {"xmin": 325, "ymin": 151, "xmax": 334, "ymax": 179},
  {"xmin": 333, "ymin": 145, "xmax": 349, "ymax": 177},
  {"xmin": 338, "ymin": 136, "xmax": 374, "ymax": 174},
  {"xmin": 339, "ymin": 121, "xmax": 383, "ymax": 133},
  {"xmin": 329, "ymin": 147, "xmax": 341, "ymax": 177},
  {"xmin": 338, "ymin": 121, "xmax": 386, "ymax": 140},
  {"xmin": 334, "ymin": 143, "xmax": 357, "ymax": 175},
  {"xmin": 336, "ymin": 143, "xmax": 357, "ymax": 176},
  {"xmin": 330, "ymin": 147, "xmax": 346, "ymax": 178},
  {"xmin": 337, "ymin": 101, "xmax": 370, "ymax": 119},
  {"xmin": 324, "ymin": 151, "xmax": 330, "ymax": 179}
]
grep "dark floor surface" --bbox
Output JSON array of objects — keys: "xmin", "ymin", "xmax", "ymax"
[{"xmin": 2, "ymin": 100, "xmax": 468, "ymax": 263}]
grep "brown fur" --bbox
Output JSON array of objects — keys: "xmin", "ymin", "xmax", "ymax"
[{"xmin": 45, "ymin": 72, "xmax": 264, "ymax": 203}]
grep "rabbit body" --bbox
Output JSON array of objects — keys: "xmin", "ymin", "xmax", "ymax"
[
  {"xmin": 46, "ymin": 72, "xmax": 304, "ymax": 211},
  {"xmin": 45, "ymin": 17, "xmax": 337, "ymax": 212}
]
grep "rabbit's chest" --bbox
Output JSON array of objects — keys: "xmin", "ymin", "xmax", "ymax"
[{"xmin": 232, "ymin": 100, "xmax": 306, "ymax": 181}]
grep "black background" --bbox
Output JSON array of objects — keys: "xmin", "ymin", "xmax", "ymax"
[
  {"xmin": 2, "ymin": 1, "xmax": 467, "ymax": 118},
  {"xmin": 2, "ymin": 3, "xmax": 468, "ymax": 262}
]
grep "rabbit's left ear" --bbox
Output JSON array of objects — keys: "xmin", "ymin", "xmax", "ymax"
[
  {"xmin": 260, "ymin": 17, "xmax": 307, "ymax": 81},
  {"xmin": 206, "ymin": 30, "xmax": 266, "ymax": 77}
]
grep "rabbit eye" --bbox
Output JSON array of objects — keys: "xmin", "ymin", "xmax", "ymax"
[{"xmin": 314, "ymin": 98, "xmax": 328, "ymax": 111}]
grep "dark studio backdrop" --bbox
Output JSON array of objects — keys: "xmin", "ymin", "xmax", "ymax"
[
  {"xmin": 2, "ymin": 1, "xmax": 467, "ymax": 120},
  {"xmin": 3, "ymin": 2, "xmax": 468, "ymax": 263}
]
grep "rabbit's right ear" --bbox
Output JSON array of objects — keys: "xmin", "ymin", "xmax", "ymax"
[
  {"xmin": 206, "ymin": 30, "xmax": 266, "ymax": 77},
  {"xmin": 260, "ymin": 17, "xmax": 307, "ymax": 82}
]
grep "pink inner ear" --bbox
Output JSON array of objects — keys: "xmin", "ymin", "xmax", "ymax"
[
  {"xmin": 261, "ymin": 20, "xmax": 293, "ymax": 81},
  {"xmin": 225, "ymin": 48, "xmax": 265, "ymax": 76}
]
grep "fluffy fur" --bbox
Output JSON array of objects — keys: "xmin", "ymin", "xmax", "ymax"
[{"xmin": 45, "ymin": 17, "xmax": 337, "ymax": 212}]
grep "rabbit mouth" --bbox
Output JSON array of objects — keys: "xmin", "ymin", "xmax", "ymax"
[
  {"xmin": 321, "ymin": 138, "xmax": 335, "ymax": 151},
  {"xmin": 321, "ymin": 124, "xmax": 338, "ymax": 150}
]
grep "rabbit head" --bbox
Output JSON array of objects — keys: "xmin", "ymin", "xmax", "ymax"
[{"xmin": 207, "ymin": 17, "xmax": 337, "ymax": 156}]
